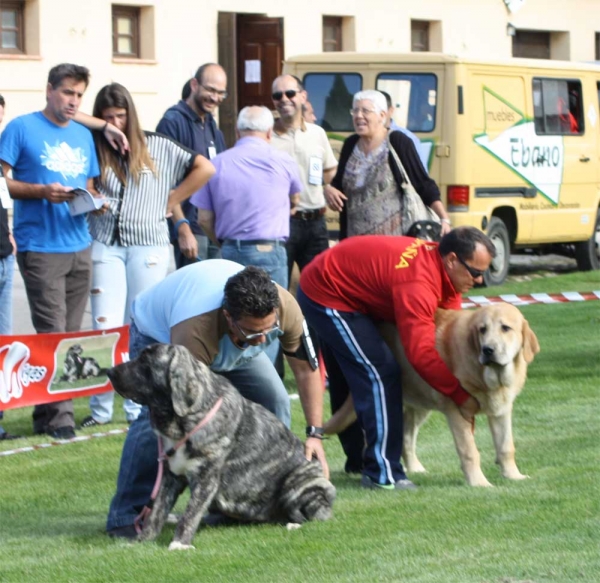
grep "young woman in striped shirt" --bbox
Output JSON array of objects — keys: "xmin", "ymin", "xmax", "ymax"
[{"xmin": 81, "ymin": 83, "xmax": 215, "ymax": 427}]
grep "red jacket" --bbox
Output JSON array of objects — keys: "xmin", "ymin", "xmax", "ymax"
[{"xmin": 300, "ymin": 235, "xmax": 469, "ymax": 405}]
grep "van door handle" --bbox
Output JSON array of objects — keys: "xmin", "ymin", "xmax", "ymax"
[{"xmin": 579, "ymin": 156, "xmax": 590, "ymax": 162}]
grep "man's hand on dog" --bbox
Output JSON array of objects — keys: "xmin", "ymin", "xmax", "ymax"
[
  {"xmin": 305, "ymin": 437, "xmax": 330, "ymax": 479},
  {"xmin": 458, "ymin": 395, "xmax": 480, "ymax": 424}
]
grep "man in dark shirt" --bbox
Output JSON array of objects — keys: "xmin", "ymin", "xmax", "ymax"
[{"xmin": 156, "ymin": 63, "xmax": 228, "ymax": 269}]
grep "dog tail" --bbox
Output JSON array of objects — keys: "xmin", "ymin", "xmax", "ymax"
[{"xmin": 279, "ymin": 464, "xmax": 336, "ymax": 523}]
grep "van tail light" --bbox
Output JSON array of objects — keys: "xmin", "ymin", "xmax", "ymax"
[{"xmin": 447, "ymin": 185, "xmax": 470, "ymax": 211}]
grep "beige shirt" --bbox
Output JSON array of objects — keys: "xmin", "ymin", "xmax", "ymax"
[
  {"xmin": 170, "ymin": 285, "xmax": 306, "ymax": 366},
  {"xmin": 272, "ymin": 120, "xmax": 337, "ymax": 211}
]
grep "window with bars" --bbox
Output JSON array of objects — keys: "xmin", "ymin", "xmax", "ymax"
[
  {"xmin": 1, "ymin": 1, "xmax": 25, "ymax": 54},
  {"xmin": 112, "ymin": 5, "xmax": 140, "ymax": 58}
]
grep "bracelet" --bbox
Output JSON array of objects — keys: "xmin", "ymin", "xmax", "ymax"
[
  {"xmin": 102, "ymin": 121, "xmax": 109, "ymax": 134},
  {"xmin": 174, "ymin": 218, "xmax": 190, "ymax": 232}
]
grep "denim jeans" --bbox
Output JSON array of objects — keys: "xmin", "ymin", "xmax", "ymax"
[
  {"xmin": 0, "ymin": 253, "xmax": 15, "ymax": 335},
  {"xmin": 89, "ymin": 242, "xmax": 170, "ymax": 423},
  {"xmin": 0, "ymin": 253, "xmax": 14, "ymax": 433},
  {"xmin": 105, "ymin": 322, "xmax": 290, "ymax": 531},
  {"xmin": 221, "ymin": 240, "xmax": 288, "ymax": 366}
]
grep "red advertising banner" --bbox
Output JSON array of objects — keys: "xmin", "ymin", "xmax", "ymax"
[{"xmin": 0, "ymin": 326, "xmax": 129, "ymax": 411}]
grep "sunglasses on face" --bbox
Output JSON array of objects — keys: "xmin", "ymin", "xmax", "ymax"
[
  {"xmin": 232, "ymin": 316, "xmax": 281, "ymax": 342},
  {"xmin": 456, "ymin": 255, "xmax": 486, "ymax": 279},
  {"xmin": 272, "ymin": 89, "xmax": 299, "ymax": 101}
]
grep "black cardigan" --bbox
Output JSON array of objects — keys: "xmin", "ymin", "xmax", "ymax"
[{"xmin": 332, "ymin": 131, "xmax": 441, "ymax": 240}]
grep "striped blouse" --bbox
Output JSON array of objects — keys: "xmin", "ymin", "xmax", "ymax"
[{"xmin": 88, "ymin": 131, "xmax": 194, "ymax": 247}]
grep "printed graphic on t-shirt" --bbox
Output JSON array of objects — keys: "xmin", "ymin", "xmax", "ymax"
[{"xmin": 40, "ymin": 141, "xmax": 88, "ymax": 180}]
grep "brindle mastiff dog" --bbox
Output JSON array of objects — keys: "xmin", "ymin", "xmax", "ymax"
[{"xmin": 108, "ymin": 344, "xmax": 335, "ymax": 550}]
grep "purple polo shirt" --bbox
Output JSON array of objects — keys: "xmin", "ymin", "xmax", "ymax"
[{"xmin": 190, "ymin": 136, "xmax": 302, "ymax": 240}]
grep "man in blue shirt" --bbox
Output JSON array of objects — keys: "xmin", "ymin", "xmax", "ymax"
[
  {"xmin": 156, "ymin": 63, "xmax": 228, "ymax": 269},
  {"xmin": 0, "ymin": 63, "xmax": 100, "ymax": 440}
]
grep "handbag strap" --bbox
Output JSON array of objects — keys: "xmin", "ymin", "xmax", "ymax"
[{"xmin": 387, "ymin": 132, "xmax": 413, "ymax": 189}]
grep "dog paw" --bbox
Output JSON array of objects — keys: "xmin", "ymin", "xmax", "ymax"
[
  {"xmin": 286, "ymin": 523, "xmax": 302, "ymax": 531},
  {"xmin": 168, "ymin": 541, "xmax": 195, "ymax": 551},
  {"xmin": 504, "ymin": 471, "xmax": 530, "ymax": 480}
]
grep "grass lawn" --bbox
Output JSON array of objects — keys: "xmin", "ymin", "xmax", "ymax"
[{"xmin": 1, "ymin": 271, "xmax": 598, "ymax": 583}]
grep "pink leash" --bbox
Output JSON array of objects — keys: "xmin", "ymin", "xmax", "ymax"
[{"xmin": 134, "ymin": 396, "xmax": 224, "ymax": 535}]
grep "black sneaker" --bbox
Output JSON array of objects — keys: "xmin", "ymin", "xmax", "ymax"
[
  {"xmin": 0, "ymin": 432, "xmax": 22, "ymax": 440},
  {"xmin": 360, "ymin": 474, "xmax": 417, "ymax": 491},
  {"xmin": 47, "ymin": 426, "xmax": 76, "ymax": 440},
  {"xmin": 79, "ymin": 416, "xmax": 108, "ymax": 429}
]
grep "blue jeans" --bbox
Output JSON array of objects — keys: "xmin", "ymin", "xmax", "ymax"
[
  {"xmin": 221, "ymin": 240, "xmax": 288, "ymax": 366},
  {"xmin": 89, "ymin": 242, "xmax": 171, "ymax": 423},
  {"xmin": 0, "ymin": 254, "xmax": 15, "ymax": 433},
  {"xmin": 106, "ymin": 321, "xmax": 290, "ymax": 531},
  {"xmin": 0, "ymin": 253, "xmax": 15, "ymax": 335}
]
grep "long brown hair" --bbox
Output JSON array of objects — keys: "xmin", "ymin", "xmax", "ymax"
[{"xmin": 92, "ymin": 83, "xmax": 155, "ymax": 184}]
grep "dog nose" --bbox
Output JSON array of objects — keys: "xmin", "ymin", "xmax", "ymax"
[{"xmin": 482, "ymin": 346, "xmax": 494, "ymax": 357}]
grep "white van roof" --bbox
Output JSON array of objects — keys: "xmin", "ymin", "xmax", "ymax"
[{"xmin": 286, "ymin": 52, "xmax": 600, "ymax": 73}]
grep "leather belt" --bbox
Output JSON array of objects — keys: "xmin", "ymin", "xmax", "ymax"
[
  {"xmin": 221, "ymin": 239, "xmax": 285, "ymax": 246},
  {"xmin": 292, "ymin": 208, "xmax": 326, "ymax": 221}
]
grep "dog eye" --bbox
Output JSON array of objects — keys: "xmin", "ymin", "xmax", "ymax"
[
  {"xmin": 501, "ymin": 325, "xmax": 511, "ymax": 332},
  {"xmin": 479, "ymin": 326, "xmax": 487, "ymax": 334}
]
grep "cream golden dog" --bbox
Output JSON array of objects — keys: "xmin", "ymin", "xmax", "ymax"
[{"xmin": 325, "ymin": 303, "xmax": 540, "ymax": 487}]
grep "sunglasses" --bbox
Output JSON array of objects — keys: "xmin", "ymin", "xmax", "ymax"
[
  {"xmin": 456, "ymin": 255, "xmax": 486, "ymax": 279},
  {"xmin": 231, "ymin": 316, "xmax": 281, "ymax": 342},
  {"xmin": 272, "ymin": 89, "xmax": 299, "ymax": 101}
]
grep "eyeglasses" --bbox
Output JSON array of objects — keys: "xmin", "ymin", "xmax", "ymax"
[
  {"xmin": 201, "ymin": 84, "xmax": 228, "ymax": 99},
  {"xmin": 350, "ymin": 107, "xmax": 378, "ymax": 117},
  {"xmin": 272, "ymin": 89, "xmax": 299, "ymax": 101},
  {"xmin": 232, "ymin": 315, "xmax": 281, "ymax": 342},
  {"xmin": 456, "ymin": 256, "xmax": 486, "ymax": 279}
]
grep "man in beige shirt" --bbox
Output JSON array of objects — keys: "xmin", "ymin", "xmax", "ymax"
[{"xmin": 270, "ymin": 75, "xmax": 338, "ymax": 284}]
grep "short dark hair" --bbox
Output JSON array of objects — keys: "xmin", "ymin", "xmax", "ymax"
[
  {"xmin": 222, "ymin": 266, "xmax": 280, "ymax": 320},
  {"xmin": 0, "ymin": 94, "xmax": 5, "ymax": 108},
  {"xmin": 438, "ymin": 226, "xmax": 497, "ymax": 261},
  {"xmin": 47, "ymin": 63, "xmax": 90, "ymax": 89},
  {"xmin": 379, "ymin": 90, "xmax": 392, "ymax": 109},
  {"xmin": 194, "ymin": 63, "xmax": 220, "ymax": 85},
  {"xmin": 181, "ymin": 79, "xmax": 192, "ymax": 100}
]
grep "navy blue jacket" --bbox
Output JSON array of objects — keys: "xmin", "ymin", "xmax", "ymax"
[{"xmin": 156, "ymin": 100, "xmax": 226, "ymax": 236}]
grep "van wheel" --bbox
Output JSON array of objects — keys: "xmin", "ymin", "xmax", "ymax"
[
  {"xmin": 574, "ymin": 208, "xmax": 600, "ymax": 271},
  {"xmin": 483, "ymin": 217, "xmax": 510, "ymax": 286}
]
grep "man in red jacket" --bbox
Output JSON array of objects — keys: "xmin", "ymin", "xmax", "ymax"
[{"xmin": 297, "ymin": 227, "xmax": 496, "ymax": 490}]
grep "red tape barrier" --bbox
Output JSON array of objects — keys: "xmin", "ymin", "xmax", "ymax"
[{"xmin": 461, "ymin": 290, "xmax": 600, "ymax": 309}]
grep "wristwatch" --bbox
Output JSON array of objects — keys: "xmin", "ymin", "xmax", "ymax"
[{"xmin": 306, "ymin": 426, "xmax": 325, "ymax": 439}]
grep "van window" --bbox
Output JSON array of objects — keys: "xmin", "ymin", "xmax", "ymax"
[
  {"xmin": 376, "ymin": 73, "xmax": 437, "ymax": 132},
  {"xmin": 303, "ymin": 73, "xmax": 362, "ymax": 132},
  {"xmin": 532, "ymin": 78, "xmax": 584, "ymax": 135}
]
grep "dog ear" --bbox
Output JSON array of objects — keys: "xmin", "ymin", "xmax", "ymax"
[
  {"xmin": 469, "ymin": 314, "xmax": 481, "ymax": 357},
  {"xmin": 521, "ymin": 318, "xmax": 540, "ymax": 364},
  {"xmin": 168, "ymin": 347, "xmax": 204, "ymax": 417}
]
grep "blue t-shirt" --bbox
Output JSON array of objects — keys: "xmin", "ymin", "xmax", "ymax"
[{"xmin": 0, "ymin": 112, "xmax": 100, "ymax": 253}]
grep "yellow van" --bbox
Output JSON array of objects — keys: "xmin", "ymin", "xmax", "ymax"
[{"xmin": 283, "ymin": 53, "xmax": 600, "ymax": 285}]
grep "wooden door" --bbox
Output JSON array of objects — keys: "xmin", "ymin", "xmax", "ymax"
[{"xmin": 237, "ymin": 14, "xmax": 284, "ymax": 109}]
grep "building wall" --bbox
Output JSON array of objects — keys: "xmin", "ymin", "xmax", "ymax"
[{"xmin": 0, "ymin": 0, "xmax": 599, "ymax": 130}]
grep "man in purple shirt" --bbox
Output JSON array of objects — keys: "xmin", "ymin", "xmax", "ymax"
[
  {"xmin": 191, "ymin": 105, "xmax": 301, "ymax": 368},
  {"xmin": 191, "ymin": 106, "xmax": 301, "ymax": 290}
]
